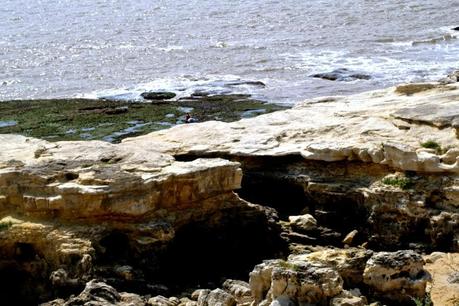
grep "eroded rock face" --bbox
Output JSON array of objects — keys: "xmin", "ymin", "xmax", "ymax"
[
  {"xmin": 249, "ymin": 259, "xmax": 343, "ymax": 305},
  {"xmin": 290, "ymin": 248, "xmax": 374, "ymax": 287},
  {"xmin": 424, "ymin": 252, "xmax": 459, "ymax": 306},
  {"xmin": 363, "ymin": 250, "xmax": 429, "ymax": 303},
  {"xmin": 2, "ymin": 81, "xmax": 459, "ymax": 304},
  {"xmin": 0, "ymin": 135, "xmax": 286, "ymax": 304}
]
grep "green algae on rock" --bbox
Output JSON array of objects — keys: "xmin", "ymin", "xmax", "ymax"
[{"xmin": 0, "ymin": 95, "xmax": 287, "ymax": 143}]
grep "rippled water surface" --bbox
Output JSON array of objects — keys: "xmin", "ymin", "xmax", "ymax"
[{"xmin": 1, "ymin": 0, "xmax": 459, "ymax": 104}]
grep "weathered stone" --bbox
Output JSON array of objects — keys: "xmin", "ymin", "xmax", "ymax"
[
  {"xmin": 424, "ymin": 252, "xmax": 459, "ymax": 306},
  {"xmin": 191, "ymin": 289, "xmax": 209, "ymax": 301},
  {"xmin": 249, "ymin": 259, "xmax": 343, "ymax": 305},
  {"xmin": 222, "ymin": 279, "xmax": 252, "ymax": 304},
  {"xmin": 330, "ymin": 289, "xmax": 367, "ymax": 306},
  {"xmin": 395, "ymin": 83, "xmax": 437, "ymax": 95},
  {"xmin": 342, "ymin": 230, "xmax": 359, "ymax": 245},
  {"xmin": 197, "ymin": 288, "xmax": 235, "ymax": 306},
  {"xmin": 148, "ymin": 295, "xmax": 178, "ymax": 306},
  {"xmin": 290, "ymin": 248, "xmax": 373, "ymax": 287},
  {"xmin": 363, "ymin": 250, "xmax": 429, "ymax": 303},
  {"xmin": 288, "ymin": 214, "xmax": 317, "ymax": 232}
]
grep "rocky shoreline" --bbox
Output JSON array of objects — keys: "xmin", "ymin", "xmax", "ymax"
[
  {"xmin": 0, "ymin": 93, "xmax": 286, "ymax": 143},
  {"xmin": 1, "ymin": 81, "xmax": 459, "ymax": 305}
]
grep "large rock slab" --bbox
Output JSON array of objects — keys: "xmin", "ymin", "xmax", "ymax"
[
  {"xmin": 125, "ymin": 82, "xmax": 459, "ymax": 173},
  {"xmin": 0, "ymin": 134, "xmax": 242, "ymax": 220}
]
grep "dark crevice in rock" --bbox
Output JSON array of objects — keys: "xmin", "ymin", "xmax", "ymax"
[
  {"xmin": 0, "ymin": 263, "xmax": 37, "ymax": 305},
  {"xmin": 237, "ymin": 172, "xmax": 307, "ymax": 219},
  {"xmin": 154, "ymin": 210, "xmax": 287, "ymax": 293}
]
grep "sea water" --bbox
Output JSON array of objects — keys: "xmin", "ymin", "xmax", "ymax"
[{"xmin": 1, "ymin": 0, "xmax": 459, "ymax": 104}]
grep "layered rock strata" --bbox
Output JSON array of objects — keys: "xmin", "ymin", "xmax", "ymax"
[{"xmin": 2, "ymin": 81, "xmax": 459, "ymax": 305}]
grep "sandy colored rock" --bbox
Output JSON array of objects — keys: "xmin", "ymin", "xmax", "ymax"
[
  {"xmin": 290, "ymin": 248, "xmax": 373, "ymax": 287},
  {"xmin": 249, "ymin": 259, "xmax": 343, "ymax": 306},
  {"xmin": 363, "ymin": 250, "xmax": 429, "ymax": 303},
  {"xmin": 288, "ymin": 214, "xmax": 317, "ymax": 232},
  {"xmin": 197, "ymin": 288, "xmax": 235, "ymax": 306},
  {"xmin": 330, "ymin": 289, "xmax": 367, "ymax": 306},
  {"xmin": 222, "ymin": 279, "xmax": 252, "ymax": 304},
  {"xmin": 127, "ymin": 83, "xmax": 459, "ymax": 173},
  {"xmin": 342, "ymin": 230, "xmax": 359, "ymax": 245},
  {"xmin": 424, "ymin": 252, "xmax": 459, "ymax": 306}
]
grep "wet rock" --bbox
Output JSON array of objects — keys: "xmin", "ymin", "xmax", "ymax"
[
  {"xmin": 226, "ymin": 80, "xmax": 266, "ymax": 87},
  {"xmin": 452, "ymin": 26, "xmax": 459, "ymax": 31},
  {"xmin": 363, "ymin": 250, "xmax": 429, "ymax": 303},
  {"xmin": 311, "ymin": 68, "xmax": 371, "ymax": 81},
  {"xmin": 141, "ymin": 91, "xmax": 176, "ymax": 100}
]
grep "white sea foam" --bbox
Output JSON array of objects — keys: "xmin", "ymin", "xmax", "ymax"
[{"xmin": 80, "ymin": 75, "xmax": 271, "ymax": 102}]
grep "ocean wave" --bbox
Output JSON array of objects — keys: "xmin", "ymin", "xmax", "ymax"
[
  {"xmin": 285, "ymin": 47, "xmax": 459, "ymax": 85},
  {"xmin": 79, "ymin": 75, "xmax": 270, "ymax": 102}
]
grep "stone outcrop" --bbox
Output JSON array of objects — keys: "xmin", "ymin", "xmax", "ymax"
[
  {"xmin": 363, "ymin": 250, "xmax": 429, "ymax": 303},
  {"xmin": 2, "ymin": 81, "xmax": 459, "ymax": 304},
  {"xmin": 424, "ymin": 252, "xmax": 459, "ymax": 306},
  {"xmin": 249, "ymin": 259, "xmax": 343, "ymax": 305}
]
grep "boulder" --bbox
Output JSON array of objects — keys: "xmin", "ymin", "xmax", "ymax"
[
  {"xmin": 222, "ymin": 279, "xmax": 252, "ymax": 304},
  {"xmin": 288, "ymin": 214, "xmax": 317, "ymax": 232},
  {"xmin": 197, "ymin": 288, "xmax": 235, "ymax": 306},
  {"xmin": 249, "ymin": 259, "xmax": 343, "ymax": 305},
  {"xmin": 290, "ymin": 248, "xmax": 373, "ymax": 287},
  {"xmin": 330, "ymin": 289, "xmax": 367, "ymax": 306},
  {"xmin": 363, "ymin": 250, "xmax": 429, "ymax": 303}
]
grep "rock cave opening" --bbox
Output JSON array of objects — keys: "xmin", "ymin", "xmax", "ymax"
[
  {"xmin": 98, "ymin": 231, "xmax": 131, "ymax": 263},
  {"xmin": 153, "ymin": 209, "xmax": 287, "ymax": 294},
  {"xmin": 237, "ymin": 172, "xmax": 308, "ymax": 220}
]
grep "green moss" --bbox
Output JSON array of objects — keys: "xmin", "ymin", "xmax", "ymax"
[
  {"xmin": 382, "ymin": 176, "xmax": 414, "ymax": 190},
  {"xmin": 420, "ymin": 140, "xmax": 442, "ymax": 154},
  {"xmin": 0, "ymin": 95, "xmax": 287, "ymax": 143},
  {"xmin": 0, "ymin": 220, "xmax": 12, "ymax": 231}
]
